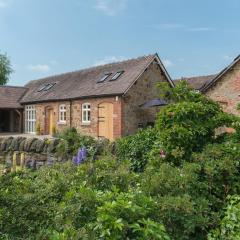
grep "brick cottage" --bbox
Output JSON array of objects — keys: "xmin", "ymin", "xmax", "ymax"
[
  {"xmin": 0, "ymin": 54, "xmax": 174, "ymax": 140},
  {"xmin": 176, "ymin": 55, "xmax": 240, "ymax": 115}
]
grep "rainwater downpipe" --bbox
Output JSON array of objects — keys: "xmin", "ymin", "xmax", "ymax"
[{"xmin": 70, "ymin": 100, "xmax": 72, "ymax": 128}]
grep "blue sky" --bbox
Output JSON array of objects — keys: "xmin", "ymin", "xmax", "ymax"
[{"xmin": 0, "ymin": 0, "xmax": 239, "ymax": 86}]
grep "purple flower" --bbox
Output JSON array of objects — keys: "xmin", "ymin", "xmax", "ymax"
[{"xmin": 73, "ymin": 147, "xmax": 88, "ymax": 165}]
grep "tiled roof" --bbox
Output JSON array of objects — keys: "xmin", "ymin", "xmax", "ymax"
[
  {"xmin": 21, "ymin": 54, "xmax": 171, "ymax": 104},
  {"xmin": 174, "ymin": 74, "xmax": 217, "ymax": 90},
  {"xmin": 0, "ymin": 86, "xmax": 28, "ymax": 109}
]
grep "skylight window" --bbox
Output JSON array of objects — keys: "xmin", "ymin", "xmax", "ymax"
[
  {"xmin": 37, "ymin": 85, "xmax": 47, "ymax": 92},
  {"xmin": 44, "ymin": 83, "xmax": 56, "ymax": 91},
  {"xmin": 37, "ymin": 83, "xmax": 56, "ymax": 92},
  {"xmin": 110, "ymin": 71, "xmax": 124, "ymax": 81},
  {"xmin": 98, "ymin": 73, "xmax": 112, "ymax": 83}
]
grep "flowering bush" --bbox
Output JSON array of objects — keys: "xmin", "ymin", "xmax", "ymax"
[{"xmin": 55, "ymin": 127, "xmax": 96, "ymax": 160}]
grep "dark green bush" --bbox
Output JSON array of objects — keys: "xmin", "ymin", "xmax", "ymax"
[
  {"xmin": 116, "ymin": 127, "xmax": 157, "ymax": 172},
  {"xmin": 208, "ymin": 195, "xmax": 240, "ymax": 240}
]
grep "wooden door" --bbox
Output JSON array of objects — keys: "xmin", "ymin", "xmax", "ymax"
[
  {"xmin": 98, "ymin": 102, "xmax": 113, "ymax": 140},
  {"xmin": 46, "ymin": 109, "xmax": 53, "ymax": 135},
  {"xmin": 49, "ymin": 109, "xmax": 53, "ymax": 135}
]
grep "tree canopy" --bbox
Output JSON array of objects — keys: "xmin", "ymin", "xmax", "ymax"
[{"xmin": 0, "ymin": 52, "xmax": 12, "ymax": 85}]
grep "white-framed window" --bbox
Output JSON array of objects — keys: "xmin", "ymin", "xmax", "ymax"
[
  {"xmin": 82, "ymin": 103, "xmax": 91, "ymax": 124},
  {"xmin": 59, "ymin": 104, "xmax": 66, "ymax": 123},
  {"xmin": 25, "ymin": 105, "xmax": 36, "ymax": 133}
]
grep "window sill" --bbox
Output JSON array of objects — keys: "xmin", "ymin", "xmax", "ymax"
[
  {"xmin": 57, "ymin": 121, "xmax": 67, "ymax": 125},
  {"xmin": 81, "ymin": 122, "xmax": 91, "ymax": 126}
]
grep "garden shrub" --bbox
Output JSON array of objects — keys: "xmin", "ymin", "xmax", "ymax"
[
  {"xmin": 149, "ymin": 81, "xmax": 237, "ymax": 165},
  {"xmin": 116, "ymin": 127, "xmax": 157, "ymax": 172},
  {"xmin": 208, "ymin": 195, "xmax": 240, "ymax": 240},
  {"xmin": 55, "ymin": 127, "xmax": 96, "ymax": 160}
]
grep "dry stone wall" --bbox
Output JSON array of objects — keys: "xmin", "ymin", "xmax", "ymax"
[{"xmin": 0, "ymin": 137, "xmax": 62, "ymax": 173}]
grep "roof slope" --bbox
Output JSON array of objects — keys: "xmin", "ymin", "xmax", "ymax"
[
  {"xmin": 174, "ymin": 74, "xmax": 217, "ymax": 90},
  {"xmin": 21, "ymin": 54, "xmax": 170, "ymax": 104},
  {"xmin": 0, "ymin": 86, "xmax": 28, "ymax": 109},
  {"xmin": 201, "ymin": 55, "xmax": 240, "ymax": 92}
]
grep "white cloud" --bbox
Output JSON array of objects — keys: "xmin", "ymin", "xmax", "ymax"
[
  {"xmin": 94, "ymin": 56, "xmax": 126, "ymax": 66},
  {"xmin": 94, "ymin": 0, "xmax": 127, "ymax": 16},
  {"xmin": 27, "ymin": 64, "xmax": 50, "ymax": 73},
  {"xmin": 162, "ymin": 59, "xmax": 174, "ymax": 68}
]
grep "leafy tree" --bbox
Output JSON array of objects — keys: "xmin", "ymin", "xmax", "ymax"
[
  {"xmin": 0, "ymin": 52, "xmax": 13, "ymax": 85},
  {"xmin": 153, "ymin": 81, "xmax": 236, "ymax": 164}
]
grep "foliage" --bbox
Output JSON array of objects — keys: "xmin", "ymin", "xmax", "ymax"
[
  {"xmin": 1, "ymin": 82, "xmax": 240, "ymax": 239},
  {"xmin": 237, "ymin": 103, "xmax": 240, "ymax": 111},
  {"xmin": 158, "ymin": 80, "xmax": 208, "ymax": 103},
  {"xmin": 153, "ymin": 81, "xmax": 236, "ymax": 164},
  {"xmin": 116, "ymin": 127, "xmax": 157, "ymax": 172},
  {"xmin": 0, "ymin": 52, "xmax": 13, "ymax": 85},
  {"xmin": 0, "ymin": 159, "xmax": 169, "ymax": 240},
  {"xmin": 208, "ymin": 195, "xmax": 240, "ymax": 240},
  {"xmin": 55, "ymin": 127, "xmax": 96, "ymax": 160}
]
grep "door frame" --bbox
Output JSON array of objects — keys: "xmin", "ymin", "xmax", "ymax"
[{"xmin": 98, "ymin": 102, "xmax": 114, "ymax": 141}]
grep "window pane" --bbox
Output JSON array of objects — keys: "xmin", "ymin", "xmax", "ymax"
[
  {"xmin": 111, "ymin": 71, "xmax": 124, "ymax": 81},
  {"xmin": 88, "ymin": 111, "xmax": 91, "ymax": 122},
  {"xmin": 98, "ymin": 73, "xmax": 112, "ymax": 83}
]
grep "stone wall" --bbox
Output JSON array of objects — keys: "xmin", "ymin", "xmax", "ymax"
[
  {"xmin": 122, "ymin": 61, "xmax": 169, "ymax": 135},
  {"xmin": 29, "ymin": 97, "xmax": 122, "ymax": 140},
  {"xmin": 0, "ymin": 137, "xmax": 61, "ymax": 173},
  {"xmin": 206, "ymin": 60, "xmax": 240, "ymax": 115},
  {"xmin": 71, "ymin": 97, "xmax": 122, "ymax": 139}
]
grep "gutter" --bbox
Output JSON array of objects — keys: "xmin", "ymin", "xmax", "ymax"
[{"xmin": 20, "ymin": 93, "xmax": 123, "ymax": 105}]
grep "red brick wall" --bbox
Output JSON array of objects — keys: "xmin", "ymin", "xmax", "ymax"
[
  {"xmin": 71, "ymin": 97, "xmax": 122, "ymax": 139},
  {"xmin": 24, "ymin": 96, "xmax": 123, "ymax": 140},
  {"xmin": 206, "ymin": 60, "xmax": 240, "ymax": 115}
]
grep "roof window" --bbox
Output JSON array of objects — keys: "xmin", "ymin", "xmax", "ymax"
[
  {"xmin": 110, "ymin": 71, "xmax": 124, "ymax": 81},
  {"xmin": 37, "ymin": 85, "xmax": 47, "ymax": 92},
  {"xmin": 98, "ymin": 73, "xmax": 112, "ymax": 83},
  {"xmin": 44, "ymin": 83, "xmax": 56, "ymax": 91},
  {"xmin": 37, "ymin": 83, "xmax": 56, "ymax": 92}
]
